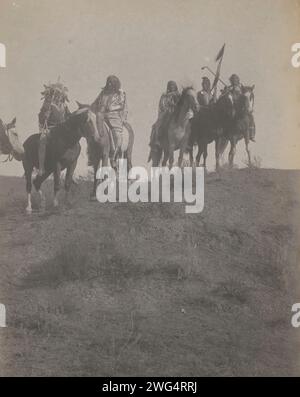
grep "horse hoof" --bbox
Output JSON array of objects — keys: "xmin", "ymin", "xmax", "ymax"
[{"xmin": 25, "ymin": 207, "xmax": 32, "ymax": 214}]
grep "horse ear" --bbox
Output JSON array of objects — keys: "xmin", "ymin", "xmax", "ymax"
[
  {"xmin": 251, "ymin": 85, "xmax": 255, "ymax": 91},
  {"xmin": 76, "ymin": 101, "xmax": 91, "ymax": 110},
  {"xmin": 10, "ymin": 117, "xmax": 16, "ymax": 126},
  {"xmin": 76, "ymin": 101, "xmax": 87, "ymax": 109}
]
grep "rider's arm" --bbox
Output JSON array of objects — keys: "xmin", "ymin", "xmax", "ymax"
[
  {"xmin": 38, "ymin": 101, "xmax": 51, "ymax": 128},
  {"xmin": 108, "ymin": 90, "xmax": 126, "ymax": 113},
  {"xmin": 121, "ymin": 93, "xmax": 128, "ymax": 121},
  {"xmin": 64, "ymin": 104, "xmax": 71, "ymax": 118},
  {"xmin": 159, "ymin": 94, "xmax": 166, "ymax": 113}
]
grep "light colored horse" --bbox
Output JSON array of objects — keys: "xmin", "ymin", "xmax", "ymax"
[
  {"xmin": 76, "ymin": 102, "xmax": 134, "ymax": 199},
  {"xmin": 148, "ymin": 87, "xmax": 198, "ymax": 168},
  {"xmin": 226, "ymin": 86, "xmax": 255, "ymax": 167},
  {"xmin": 0, "ymin": 118, "xmax": 24, "ymax": 161}
]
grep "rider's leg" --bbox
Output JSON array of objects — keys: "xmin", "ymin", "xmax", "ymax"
[
  {"xmin": 112, "ymin": 128, "xmax": 122, "ymax": 162},
  {"xmin": 38, "ymin": 131, "xmax": 47, "ymax": 176},
  {"xmin": 155, "ymin": 113, "xmax": 166, "ymax": 147}
]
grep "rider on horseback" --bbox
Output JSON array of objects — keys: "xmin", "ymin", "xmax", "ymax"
[
  {"xmin": 38, "ymin": 81, "xmax": 70, "ymax": 175},
  {"xmin": 91, "ymin": 75, "xmax": 128, "ymax": 164},
  {"xmin": 150, "ymin": 80, "xmax": 180, "ymax": 148},
  {"xmin": 223, "ymin": 74, "xmax": 256, "ymax": 142},
  {"xmin": 197, "ymin": 77, "xmax": 213, "ymax": 108},
  {"xmin": 227, "ymin": 74, "xmax": 243, "ymax": 102}
]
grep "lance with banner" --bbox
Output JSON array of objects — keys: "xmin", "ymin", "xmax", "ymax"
[{"xmin": 212, "ymin": 44, "xmax": 225, "ymax": 100}]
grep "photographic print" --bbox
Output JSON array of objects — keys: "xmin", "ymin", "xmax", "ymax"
[{"xmin": 0, "ymin": 0, "xmax": 300, "ymax": 379}]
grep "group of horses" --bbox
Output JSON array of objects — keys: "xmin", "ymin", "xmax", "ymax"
[
  {"xmin": 0, "ymin": 84, "xmax": 255, "ymax": 213},
  {"xmin": 148, "ymin": 85, "xmax": 255, "ymax": 171}
]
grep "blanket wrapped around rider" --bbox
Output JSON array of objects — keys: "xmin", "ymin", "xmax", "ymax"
[
  {"xmin": 150, "ymin": 80, "xmax": 180, "ymax": 148},
  {"xmin": 89, "ymin": 75, "xmax": 128, "ymax": 165}
]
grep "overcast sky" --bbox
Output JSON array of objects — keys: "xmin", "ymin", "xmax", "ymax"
[{"xmin": 0, "ymin": 0, "xmax": 300, "ymax": 176}]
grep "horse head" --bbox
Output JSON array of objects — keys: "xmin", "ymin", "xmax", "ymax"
[
  {"xmin": 72, "ymin": 107, "xmax": 98, "ymax": 143},
  {"xmin": 242, "ymin": 85, "xmax": 255, "ymax": 113},
  {"xmin": 174, "ymin": 87, "xmax": 198, "ymax": 122},
  {"xmin": 76, "ymin": 101, "xmax": 91, "ymax": 110},
  {"xmin": 217, "ymin": 93, "xmax": 236, "ymax": 121},
  {"xmin": 0, "ymin": 117, "xmax": 24, "ymax": 161}
]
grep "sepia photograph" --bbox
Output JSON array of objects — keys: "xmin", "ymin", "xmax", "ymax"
[{"xmin": 0, "ymin": 0, "xmax": 300, "ymax": 380}]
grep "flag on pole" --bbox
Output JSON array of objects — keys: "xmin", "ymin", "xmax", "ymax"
[
  {"xmin": 212, "ymin": 44, "xmax": 225, "ymax": 90},
  {"xmin": 215, "ymin": 43, "xmax": 225, "ymax": 62}
]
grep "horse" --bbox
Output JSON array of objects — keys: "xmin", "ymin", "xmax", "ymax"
[
  {"xmin": 189, "ymin": 93, "xmax": 233, "ymax": 170},
  {"xmin": 76, "ymin": 102, "xmax": 134, "ymax": 199},
  {"xmin": 189, "ymin": 86, "xmax": 255, "ymax": 170},
  {"xmin": 148, "ymin": 87, "xmax": 198, "ymax": 168},
  {"xmin": 22, "ymin": 109, "xmax": 97, "ymax": 213},
  {"xmin": 0, "ymin": 117, "xmax": 24, "ymax": 161},
  {"xmin": 226, "ymin": 85, "xmax": 255, "ymax": 167}
]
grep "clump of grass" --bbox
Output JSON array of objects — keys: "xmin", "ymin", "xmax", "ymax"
[
  {"xmin": 213, "ymin": 278, "xmax": 249, "ymax": 305},
  {"xmin": 25, "ymin": 236, "xmax": 141, "ymax": 288}
]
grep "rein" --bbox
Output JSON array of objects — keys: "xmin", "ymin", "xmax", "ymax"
[{"xmin": 1, "ymin": 153, "xmax": 13, "ymax": 162}]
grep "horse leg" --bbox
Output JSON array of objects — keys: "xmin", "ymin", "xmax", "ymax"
[
  {"xmin": 178, "ymin": 147, "xmax": 184, "ymax": 168},
  {"xmin": 125, "ymin": 149, "xmax": 133, "ymax": 173},
  {"xmin": 168, "ymin": 144, "xmax": 175, "ymax": 169},
  {"xmin": 215, "ymin": 137, "xmax": 221, "ymax": 171},
  {"xmin": 245, "ymin": 136, "xmax": 252, "ymax": 166},
  {"xmin": 33, "ymin": 171, "xmax": 51, "ymax": 211},
  {"xmin": 228, "ymin": 138, "xmax": 236, "ymax": 168},
  {"xmin": 196, "ymin": 143, "xmax": 203, "ymax": 167},
  {"xmin": 24, "ymin": 160, "xmax": 33, "ymax": 214},
  {"xmin": 203, "ymin": 144, "xmax": 208, "ymax": 168},
  {"xmin": 189, "ymin": 146, "xmax": 194, "ymax": 167},
  {"xmin": 65, "ymin": 160, "xmax": 77, "ymax": 207},
  {"xmin": 53, "ymin": 163, "xmax": 61, "ymax": 208},
  {"xmin": 162, "ymin": 149, "xmax": 168, "ymax": 167},
  {"xmin": 91, "ymin": 161, "xmax": 99, "ymax": 200}
]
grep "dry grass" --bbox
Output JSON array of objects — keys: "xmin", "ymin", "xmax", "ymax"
[{"xmin": 0, "ymin": 169, "xmax": 300, "ymax": 376}]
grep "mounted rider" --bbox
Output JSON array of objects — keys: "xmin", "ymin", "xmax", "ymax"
[
  {"xmin": 227, "ymin": 73, "xmax": 243, "ymax": 103},
  {"xmin": 150, "ymin": 80, "xmax": 180, "ymax": 148},
  {"xmin": 222, "ymin": 74, "xmax": 256, "ymax": 142},
  {"xmin": 38, "ymin": 80, "xmax": 70, "ymax": 175},
  {"xmin": 197, "ymin": 76, "xmax": 215, "ymax": 112},
  {"xmin": 91, "ymin": 75, "xmax": 128, "ymax": 164}
]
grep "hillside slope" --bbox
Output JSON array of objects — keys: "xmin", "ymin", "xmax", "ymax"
[{"xmin": 0, "ymin": 168, "xmax": 300, "ymax": 376}]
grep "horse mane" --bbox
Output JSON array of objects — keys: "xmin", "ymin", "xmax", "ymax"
[
  {"xmin": 173, "ymin": 86, "xmax": 193, "ymax": 122},
  {"xmin": 50, "ymin": 110, "xmax": 88, "ymax": 138}
]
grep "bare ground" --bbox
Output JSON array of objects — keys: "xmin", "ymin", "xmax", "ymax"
[{"xmin": 0, "ymin": 168, "xmax": 300, "ymax": 376}]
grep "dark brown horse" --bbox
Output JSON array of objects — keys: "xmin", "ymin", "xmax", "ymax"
[
  {"xmin": 76, "ymin": 102, "xmax": 134, "ymax": 199},
  {"xmin": 22, "ymin": 109, "xmax": 97, "ymax": 213},
  {"xmin": 190, "ymin": 86, "xmax": 255, "ymax": 170}
]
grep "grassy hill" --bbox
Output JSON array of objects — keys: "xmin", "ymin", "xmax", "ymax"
[{"xmin": 0, "ymin": 168, "xmax": 300, "ymax": 376}]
